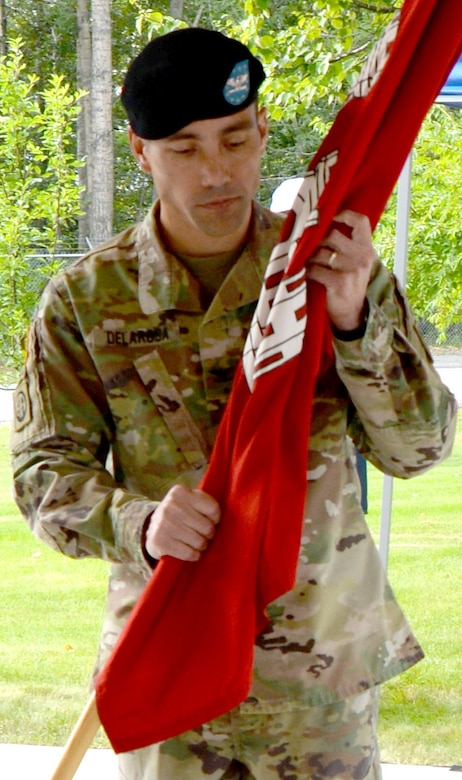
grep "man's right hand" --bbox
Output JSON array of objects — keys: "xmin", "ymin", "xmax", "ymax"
[{"xmin": 144, "ymin": 484, "xmax": 221, "ymax": 562}]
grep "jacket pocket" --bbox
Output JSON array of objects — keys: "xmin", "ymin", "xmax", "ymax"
[{"xmin": 133, "ymin": 349, "xmax": 210, "ymax": 471}]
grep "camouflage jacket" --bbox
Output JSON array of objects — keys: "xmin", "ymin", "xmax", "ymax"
[{"xmin": 11, "ymin": 201, "xmax": 457, "ymax": 713}]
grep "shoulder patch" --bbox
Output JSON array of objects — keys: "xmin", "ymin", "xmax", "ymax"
[{"xmin": 13, "ymin": 379, "xmax": 32, "ymax": 432}]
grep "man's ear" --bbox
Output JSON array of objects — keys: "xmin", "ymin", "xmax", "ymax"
[
  {"xmin": 127, "ymin": 127, "xmax": 152, "ymax": 174},
  {"xmin": 257, "ymin": 106, "xmax": 269, "ymax": 155}
]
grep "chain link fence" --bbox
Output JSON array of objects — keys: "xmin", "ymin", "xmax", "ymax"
[
  {"xmin": 28, "ymin": 253, "xmax": 83, "ymax": 272},
  {"xmin": 418, "ymin": 319, "xmax": 462, "ymax": 351}
]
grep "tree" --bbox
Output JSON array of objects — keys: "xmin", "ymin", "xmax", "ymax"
[
  {"xmin": 1, "ymin": 0, "xmax": 461, "ymax": 343},
  {"xmin": 0, "ymin": 0, "xmax": 7, "ymax": 57},
  {"xmin": 375, "ymin": 104, "xmax": 462, "ymax": 339},
  {"xmin": 0, "ymin": 0, "xmax": 115, "ymax": 248},
  {"xmin": 89, "ymin": 0, "xmax": 114, "ymax": 246},
  {"xmin": 0, "ymin": 39, "xmax": 83, "ymax": 371},
  {"xmin": 77, "ymin": 0, "xmax": 93, "ymax": 251}
]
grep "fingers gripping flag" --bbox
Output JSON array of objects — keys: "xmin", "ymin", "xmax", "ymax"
[{"xmin": 96, "ymin": 0, "xmax": 462, "ymax": 753}]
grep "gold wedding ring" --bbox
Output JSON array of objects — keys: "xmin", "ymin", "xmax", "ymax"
[{"xmin": 328, "ymin": 251, "xmax": 338, "ymax": 268}]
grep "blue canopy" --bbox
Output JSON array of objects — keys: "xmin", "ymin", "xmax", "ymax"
[{"xmin": 436, "ymin": 53, "xmax": 462, "ymax": 106}]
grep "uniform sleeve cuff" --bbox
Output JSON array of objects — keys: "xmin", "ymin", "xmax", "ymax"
[
  {"xmin": 114, "ymin": 498, "xmax": 159, "ymax": 577},
  {"xmin": 331, "ymin": 301, "xmax": 369, "ymax": 342}
]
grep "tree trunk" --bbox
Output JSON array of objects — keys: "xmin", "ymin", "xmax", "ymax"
[
  {"xmin": 89, "ymin": 0, "xmax": 113, "ymax": 246},
  {"xmin": 76, "ymin": 0, "xmax": 92, "ymax": 251},
  {"xmin": 0, "ymin": 0, "xmax": 7, "ymax": 58}
]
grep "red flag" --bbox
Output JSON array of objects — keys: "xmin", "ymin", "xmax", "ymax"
[{"xmin": 96, "ymin": 0, "xmax": 462, "ymax": 753}]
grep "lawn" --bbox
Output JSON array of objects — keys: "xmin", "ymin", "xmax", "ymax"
[
  {"xmin": 0, "ymin": 425, "xmax": 110, "ymax": 748},
  {"xmin": 367, "ymin": 411, "xmax": 462, "ymax": 766},
  {"xmin": 1, "ymin": 414, "xmax": 461, "ymax": 764}
]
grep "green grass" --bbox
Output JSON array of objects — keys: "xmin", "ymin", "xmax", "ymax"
[
  {"xmin": 0, "ymin": 415, "xmax": 461, "ymax": 764},
  {"xmin": 366, "ymin": 411, "xmax": 462, "ymax": 766},
  {"xmin": 0, "ymin": 425, "xmax": 110, "ymax": 748},
  {"xmin": 0, "ymin": 522, "xmax": 109, "ymax": 746}
]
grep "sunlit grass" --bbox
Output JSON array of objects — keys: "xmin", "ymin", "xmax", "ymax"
[
  {"xmin": 366, "ymin": 410, "xmax": 462, "ymax": 765},
  {"xmin": 0, "ymin": 426, "xmax": 109, "ymax": 747}
]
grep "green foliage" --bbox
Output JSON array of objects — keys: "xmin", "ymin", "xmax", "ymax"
[
  {"xmin": 3, "ymin": 1, "xmax": 461, "ymax": 343},
  {"xmin": 0, "ymin": 40, "xmax": 84, "ymax": 369},
  {"xmin": 374, "ymin": 105, "xmax": 462, "ymax": 338},
  {"xmin": 1, "ymin": 1, "xmax": 77, "ymax": 87}
]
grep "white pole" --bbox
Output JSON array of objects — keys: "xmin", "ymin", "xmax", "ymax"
[
  {"xmin": 379, "ymin": 152, "xmax": 412, "ymax": 569},
  {"xmin": 393, "ymin": 153, "xmax": 413, "ymax": 288}
]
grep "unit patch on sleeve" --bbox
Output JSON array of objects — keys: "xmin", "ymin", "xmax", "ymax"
[{"xmin": 13, "ymin": 379, "xmax": 32, "ymax": 432}]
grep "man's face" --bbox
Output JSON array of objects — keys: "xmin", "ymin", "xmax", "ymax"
[{"xmin": 129, "ymin": 104, "xmax": 268, "ymax": 256}]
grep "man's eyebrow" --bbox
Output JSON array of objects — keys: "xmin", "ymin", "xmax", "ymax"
[
  {"xmin": 167, "ymin": 131, "xmax": 199, "ymax": 141},
  {"xmin": 221, "ymin": 118, "xmax": 254, "ymax": 134},
  {"xmin": 166, "ymin": 119, "xmax": 255, "ymax": 142}
]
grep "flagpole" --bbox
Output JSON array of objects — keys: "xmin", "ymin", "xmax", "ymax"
[
  {"xmin": 50, "ymin": 690, "xmax": 101, "ymax": 780},
  {"xmin": 379, "ymin": 151, "xmax": 412, "ymax": 570}
]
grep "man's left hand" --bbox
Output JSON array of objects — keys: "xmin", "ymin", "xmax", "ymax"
[{"xmin": 306, "ymin": 209, "xmax": 376, "ymax": 333}]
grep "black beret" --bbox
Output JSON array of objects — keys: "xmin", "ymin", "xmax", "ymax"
[{"xmin": 121, "ymin": 27, "xmax": 266, "ymax": 139}]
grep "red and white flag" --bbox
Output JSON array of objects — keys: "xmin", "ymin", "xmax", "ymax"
[{"xmin": 96, "ymin": 0, "xmax": 462, "ymax": 753}]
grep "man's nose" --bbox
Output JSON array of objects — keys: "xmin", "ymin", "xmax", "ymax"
[{"xmin": 199, "ymin": 152, "xmax": 231, "ymax": 187}]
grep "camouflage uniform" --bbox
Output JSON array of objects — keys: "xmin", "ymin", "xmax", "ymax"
[
  {"xmin": 119, "ymin": 690, "xmax": 381, "ymax": 779},
  {"xmin": 11, "ymin": 201, "xmax": 457, "ymax": 778}
]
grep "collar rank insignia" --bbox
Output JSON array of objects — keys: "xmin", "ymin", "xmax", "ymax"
[{"xmin": 223, "ymin": 60, "xmax": 250, "ymax": 106}]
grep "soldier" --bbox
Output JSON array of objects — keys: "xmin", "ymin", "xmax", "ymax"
[{"xmin": 11, "ymin": 27, "xmax": 457, "ymax": 780}]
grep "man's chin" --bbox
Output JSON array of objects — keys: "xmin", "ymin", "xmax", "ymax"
[{"xmin": 194, "ymin": 200, "xmax": 251, "ymax": 238}]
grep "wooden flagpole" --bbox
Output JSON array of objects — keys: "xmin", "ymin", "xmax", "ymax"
[{"xmin": 50, "ymin": 691, "xmax": 101, "ymax": 780}]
